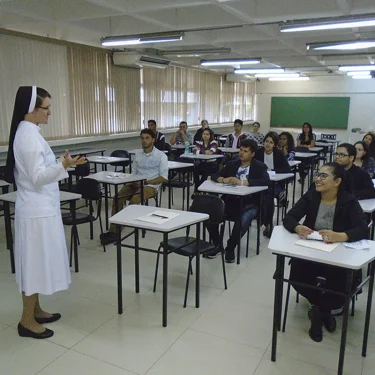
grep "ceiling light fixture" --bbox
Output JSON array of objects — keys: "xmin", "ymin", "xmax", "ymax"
[
  {"xmin": 234, "ymin": 68, "xmax": 284, "ymax": 74},
  {"xmin": 280, "ymin": 17, "xmax": 375, "ymax": 32},
  {"xmin": 269, "ymin": 77, "xmax": 310, "ymax": 81},
  {"xmin": 339, "ymin": 65, "xmax": 375, "ymax": 71},
  {"xmin": 255, "ymin": 73, "xmax": 299, "ymax": 78},
  {"xmin": 347, "ymin": 71, "xmax": 371, "ymax": 76},
  {"xmin": 201, "ymin": 58, "xmax": 261, "ymax": 66},
  {"xmin": 158, "ymin": 48, "xmax": 231, "ymax": 57},
  {"xmin": 307, "ymin": 39, "xmax": 375, "ymax": 51},
  {"xmin": 101, "ymin": 31, "xmax": 184, "ymax": 47},
  {"xmin": 352, "ymin": 75, "xmax": 372, "ymax": 79}
]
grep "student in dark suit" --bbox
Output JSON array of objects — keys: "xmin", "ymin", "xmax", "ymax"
[
  {"xmin": 254, "ymin": 131, "xmax": 291, "ymax": 237},
  {"xmin": 334, "ymin": 143, "xmax": 375, "ymax": 200},
  {"xmin": 148, "ymin": 119, "xmax": 165, "ymax": 150},
  {"xmin": 205, "ymin": 139, "xmax": 269, "ymax": 263},
  {"xmin": 283, "ymin": 162, "xmax": 368, "ymax": 343}
]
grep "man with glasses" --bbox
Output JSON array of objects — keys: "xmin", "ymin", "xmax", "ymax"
[{"xmin": 334, "ymin": 143, "xmax": 375, "ymax": 199}]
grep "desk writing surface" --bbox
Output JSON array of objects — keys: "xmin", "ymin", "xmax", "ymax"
[
  {"xmin": 309, "ymin": 147, "xmax": 323, "ymax": 152},
  {"xmin": 183, "ymin": 154, "xmax": 224, "ymax": 160},
  {"xmin": 269, "ymin": 226, "xmax": 375, "ymax": 269},
  {"xmin": 87, "ymin": 172, "xmax": 147, "ymax": 185},
  {"xmin": 359, "ymin": 199, "xmax": 375, "ymax": 213},
  {"xmin": 0, "ymin": 191, "xmax": 81, "ymax": 203},
  {"xmin": 69, "ymin": 148, "xmax": 106, "ymax": 155},
  {"xmin": 218, "ymin": 147, "xmax": 240, "ymax": 153},
  {"xmin": 87, "ymin": 156, "xmax": 129, "ymax": 164},
  {"xmin": 168, "ymin": 161, "xmax": 195, "ymax": 169},
  {"xmin": 0, "ymin": 180, "xmax": 10, "ymax": 188},
  {"xmin": 315, "ymin": 142, "xmax": 335, "ymax": 147},
  {"xmin": 288, "ymin": 160, "xmax": 301, "ymax": 167},
  {"xmin": 295, "ymin": 152, "xmax": 317, "ymax": 158},
  {"xmin": 109, "ymin": 205, "xmax": 208, "ymax": 232},
  {"xmin": 198, "ymin": 180, "xmax": 268, "ymax": 196},
  {"xmin": 270, "ymin": 173, "xmax": 294, "ymax": 182}
]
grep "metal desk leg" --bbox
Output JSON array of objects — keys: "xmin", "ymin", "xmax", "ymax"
[
  {"xmin": 4, "ymin": 201, "xmax": 15, "ymax": 274},
  {"xmin": 140, "ymin": 181, "xmax": 144, "ymax": 205},
  {"xmin": 292, "ymin": 169, "xmax": 296, "ymax": 206},
  {"xmin": 362, "ymin": 260, "xmax": 375, "ymax": 357},
  {"xmin": 129, "ymin": 154, "xmax": 132, "ymax": 174},
  {"xmin": 186, "ymin": 170, "xmax": 191, "ymax": 211},
  {"xmin": 337, "ymin": 270, "xmax": 354, "ymax": 375},
  {"xmin": 237, "ymin": 197, "xmax": 243, "ymax": 265},
  {"xmin": 162, "ymin": 232, "xmax": 169, "ymax": 327},
  {"xmin": 168, "ymin": 171, "xmax": 172, "ymax": 209},
  {"xmin": 195, "ymin": 223, "xmax": 201, "ymax": 308},
  {"xmin": 104, "ymin": 184, "xmax": 109, "ymax": 230},
  {"xmin": 135, "ymin": 228, "xmax": 140, "ymax": 293},
  {"xmin": 70, "ymin": 200, "xmax": 79, "ymax": 273},
  {"xmin": 116, "ymin": 224, "xmax": 123, "ymax": 314}
]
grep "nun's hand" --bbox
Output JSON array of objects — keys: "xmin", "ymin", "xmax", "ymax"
[{"xmin": 62, "ymin": 150, "xmax": 86, "ymax": 168}]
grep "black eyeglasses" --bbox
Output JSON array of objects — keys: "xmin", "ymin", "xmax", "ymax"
[
  {"xmin": 314, "ymin": 172, "xmax": 334, "ymax": 180},
  {"xmin": 333, "ymin": 152, "xmax": 349, "ymax": 158}
]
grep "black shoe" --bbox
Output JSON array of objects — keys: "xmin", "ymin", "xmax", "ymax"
[
  {"xmin": 331, "ymin": 306, "xmax": 344, "ymax": 316},
  {"xmin": 263, "ymin": 226, "xmax": 272, "ymax": 238},
  {"xmin": 225, "ymin": 248, "xmax": 235, "ymax": 263},
  {"xmin": 17, "ymin": 323, "xmax": 54, "ymax": 339},
  {"xmin": 308, "ymin": 306, "xmax": 323, "ymax": 342},
  {"xmin": 100, "ymin": 232, "xmax": 117, "ymax": 246},
  {"xmin": 35, "ymin": 313, "xmax": 61, "ymax": 325},
  {"xmin": 321, "ymin": 312, "xmax": 337, "ymax": 333}
]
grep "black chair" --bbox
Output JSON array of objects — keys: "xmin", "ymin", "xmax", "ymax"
[
  {"xmin": 110, "ymin": 150, "xmax": 130, "ymax": 173},
  {"xmin": 60, "ymin": 162, "xmax": 91, "ymax": 192},
  {"xmin": 62, "ymin": 178, "xmax": 105, "ymax": 268},
  {"xmin": 153, "ymin": 195, "xmax": 227, "ymax": 307}
]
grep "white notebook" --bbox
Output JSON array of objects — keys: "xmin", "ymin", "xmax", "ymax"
[
  {"xmin": 136, "ymin": 210, "xmax": 180, "ymax": 225},
  {"xmin": 295, "ymin": 239, "xmax": 340, "ymax": 252}
]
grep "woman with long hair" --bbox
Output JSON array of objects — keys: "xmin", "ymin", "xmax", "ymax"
[
  {"xmin": 297, "ymin": 122, "xmax": 316, "ymax": 148},
  {"xmin": 283, "ymin": 162, "xmax": 368, "ymax": 343},
  {"xmin": 4, "ymin": 86, "xmax": 85, "ymax": 339},
  {"xmin": 278, "ymin": 131, "xmax": 295, "ymax": 161},
  {"xmin": 354, "ymin": 141, "xmax": 375, "ymax": 178},
  {"xmin": 362, "ymin": 133, "xmax": 375, "ymax": 158},
  {"xmin": 247, "ymin": 121, "xmax": 264, "ymax": 145}
]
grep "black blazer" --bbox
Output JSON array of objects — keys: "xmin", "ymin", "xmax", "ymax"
[
  {"xmin": 347, "ymin": 164, "xmax": 375, "ymax": 200},
  {"xmin": 254, "ymin": 148, "xmax": 291, "ymax": 173},
  {"xmin": 283, "ymin": 189, "xmax": 369, "ymax": 242}
]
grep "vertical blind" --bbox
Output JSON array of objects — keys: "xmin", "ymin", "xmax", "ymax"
[{"xmin": 0, "ymin": 34, "xmax": 254, "ymax": 144}]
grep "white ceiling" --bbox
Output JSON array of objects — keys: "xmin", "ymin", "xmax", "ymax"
[{"xmin": 1, "ymin": 0, "xmax": 375, "ymax": 76}]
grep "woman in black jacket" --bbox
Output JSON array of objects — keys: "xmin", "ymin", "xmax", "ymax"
[
  {"xmin": 283, "ymin": 162, "xmax": 368, "ymax": 343},
  {"xmin": 255, "ymin": 131, "xmax": 291, "ymax": 236}
]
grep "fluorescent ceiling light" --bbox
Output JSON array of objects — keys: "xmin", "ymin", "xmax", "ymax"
[
  {"xmin": 281, "ymin": 18, "xmax": 375, "ymax": 32},
  {"xmin": 307, "ymin": 40, "xmax": 375, "ymax": 51},
  {"xmin": 352, "ymin": 75, "xmax": 372, "ymax": 79},
  {"xmin": 101, "ymin": 32, "xmax": 184, "ymax": 47},
  {"xmin": 255, "ymin": 73, "xmax": 299, "ymax": 78},
  {"xmin": 234, "ymin": 68, "xmax": 284, "ymax": 74},
  {"xmin": 201, "ymin": 58, "xmax": 261, "ymax": 66},
  {"xmin": 339, "ymin": 65, "xmax": 375, "ymax": 71},
  {"xmin": 347, "ymin": 71, "xmax": 371, "ymax": 76},
  {"xmin": 159, "ymin": 48, "xmax": 231, "ymax": 57},
  {"xmin": 269, "ymin": 77, "xmax": 310, "ymax": 81}
]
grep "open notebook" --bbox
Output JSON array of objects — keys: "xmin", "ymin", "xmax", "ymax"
[{"xmin": 295, "ymin": 239, "xmax": 340, "ymax": 252}]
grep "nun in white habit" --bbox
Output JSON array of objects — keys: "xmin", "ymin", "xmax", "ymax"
[{"xmin": 4, "ymin": 86, "xmax": 86, "ymax": 339}]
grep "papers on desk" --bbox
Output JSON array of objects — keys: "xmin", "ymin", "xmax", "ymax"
[
  {"xmin": 106, "ymin": 173, "xmax": 130, "ymax": 179},
  {"xmin": 344, "ymin": 240, "xmax": 370, "ymax": 250},
  {"xmin": 267, "ymin": 171, "xmax": 276, "ymax": 177},
  {"xmin": 295, "ymin": 239, "xmax": 340, "ymax": 252},
  {"xmin": 136, "ymin": 210, "xmax": 180, "ymax": 224}
]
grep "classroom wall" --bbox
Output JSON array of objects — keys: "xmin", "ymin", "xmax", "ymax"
[{"xmin": 255, "ymin": 76, "xmax": 375, "ymax": 143}]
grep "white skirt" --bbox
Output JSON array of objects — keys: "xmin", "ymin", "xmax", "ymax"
[{"xmin": 14, "ymin": 214, "xmax": 71, "ymax": 296}]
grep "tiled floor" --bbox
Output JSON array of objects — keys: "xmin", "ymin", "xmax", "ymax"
[{"xmin": 0, "ymin": 183, "xmax": 374, "ymax": 375}]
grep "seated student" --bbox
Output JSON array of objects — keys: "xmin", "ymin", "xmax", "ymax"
[
  {"xmin": 193, "ymin": 119, "xmax": 209, "ymax": 144},
  {"xmin": 170, "ymin": 121, "xmax": 193, "ymax": 145},
  {"xmin": 354, "ymin": 141, "xmax": 375, "ymax": 178},
  {"xmin": 297, "ymin": 122, "xmax": 316, "ymax": 182},
  {"xmin": 206, "ymin": 139, "xmax": 269, "ymax": 263},
  {"xmin": 362, "ymin": 133, "xmax": 375, "ymax": 158},
  {"xmin": 283, "ymin": 162, "xmax": 368, "ymax": 343},
  {"xmin": 100, "ymin": 129, "xmax": 168, "ymax": 245},
  {"xmin": 148, "ymin": 119, "xmax": 165, "ymax": 150},
  {"xmin": 334, "ymin": 143, "xmax": 375, "ymax": 200},
  {"xmin": 192, "ymin": 128, "xmax": 218, "ymax": 194},
  {"xmin": 247, "ymin": 121, "xmax": 264, "ymax": 145},
  {"xmin": 224, "ymin": 119, "xmax": 248, "ymax": 149},
  {"xmin": 254, "ymin": 131, "xmax": 291, "ymax": 237},
  {"xmin": 278, "ymin": 131, "xmax": 296, "ymax": 161}
]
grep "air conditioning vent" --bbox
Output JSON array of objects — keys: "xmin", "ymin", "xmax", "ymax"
[
  {"xmin": 139, "ymin": 56, "xmax": 170, "ymax": 66},
  {"xmin": 113, "ymin": 52, "xmax": 171, "ymax": 69}
]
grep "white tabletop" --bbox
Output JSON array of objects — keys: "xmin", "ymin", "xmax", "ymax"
[
  {"xmin": 288, "ymin": 160, "xmax": 301, "ymax": 167},
  {"xmin": 87, "ymin": 156, "xmax": 129, "ymax": 164},
  {"xmin": 359, "ymin": 199, "xmax": 375, "ymax": 213},
  {"xmin": 270, "ymin": 173, "xmax": 294, "ymax": 182},
  {"xmin": 315, "ymin": 142, "xmax": 335, "ymax": 147},
  {"xmin": 182, "ymin": 153, "xmax": 224, "ymax": 160},
  {"xmin": 269, "ymin": 226, "xmax": 375, "ymax": 270},
  {"xmin": 171, "ymin": 144, "xmax": 194, "ymax": 150},
  {"xmin": 168, "ymin": 161, "xmax": 195, "ymax": 170},
  {"xmin": 309, "ymin": 147, "xmax": 323, "ymax": 152},
  {"xmin": 109, "ymin": 205, "xmax": 208, "ymax": 232},
  {"xmin": 218, "ymin": 147, "xmax": 240, "ymax": 153},
  {"xmin": 295, "ymin": 152, "xmax": 318, "ymax": 158},
  {"xmin": 219, "ymin": 136, "xmax": 228, "ymax": 141},
  {"xmin": 87, "ymin": 172, "xmax": 147, "ymax": 185},
  {"xmin": 68, "ymin": 148, "xmax": 106, "ymax": 155},
  {"xmin": 0, "ymin": 191, "xmax": 81, "ymax": 203},
  {"xmin": 372, "ymin": 179, "xmax": 375, "ymax": 187},
  {"xmin": 0, "ymin": 180, "xmax": 10, "ymax": 188},
  {"xmin": 198, "ymin": 180, "xmax": 268, "ymax": 196}
]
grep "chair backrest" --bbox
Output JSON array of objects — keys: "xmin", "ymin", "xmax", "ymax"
[
  {"xmin": 74, "ymin": 178, "xmax": 102, "ymax": 200},
  {"xmin": 110, "ymin": 150, "xmax": 130, "ymax": 166},
  {"xmin": 321, "ymin": 133, "xmax": 337, "ymax": 140},
  {"xmin": 190, "ymin": 194, "xmax": 225, "ymax": 224},
  {"xmin": 164, "ymin": 143, "xmax": 173, "ymax": 155},
  {"xmin": 74, "ymin": 162, "xmax": 91, "ymax": 177}
]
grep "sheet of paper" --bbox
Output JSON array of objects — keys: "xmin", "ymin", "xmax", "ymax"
[
  {"xmin": 295, "ymin": 239, "xmax": 340, "ymax": 252},
  {"xmin": 136, "ymin": 210, "xmax": 180, "ymax": 225},
  {"xmin": 267, "ymin": 170, "xmax": 276, "ymax": 177},
  {"xmin": 343, "ymin": 240, "xmax": 369, "ymax": 250}
]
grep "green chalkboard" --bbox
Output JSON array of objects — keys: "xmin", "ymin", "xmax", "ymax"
[{"xmin": 270, "ymin": 97, "xmax": 350, "ymax": 129}]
